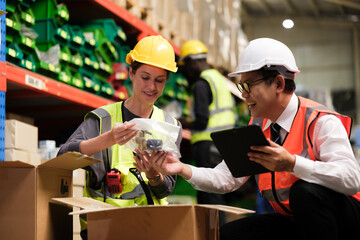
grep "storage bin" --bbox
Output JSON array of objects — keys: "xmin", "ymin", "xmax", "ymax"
[
  {"xmin": 32, "ymin": 0, "xmax": 69, "ymax": 26},
  {"xmin": 32, "ymin": 18, "xmax": 70, "ymax": 51}
]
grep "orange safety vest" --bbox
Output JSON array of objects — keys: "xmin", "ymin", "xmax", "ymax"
[{"xmin": 250, "ymin": 96, "xmax": 360, "ymax": 216}]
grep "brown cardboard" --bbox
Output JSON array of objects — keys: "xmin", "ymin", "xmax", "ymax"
[
  {"xmin": 0, "ymin": 152, "xmax": 101, "ymax": 240},
  {"xmin": 6, "ymin": 112, "xmax": 35, "ymax": 125},
  {"xmin": 52, "ymin": 197, "xmax": 255, "ymax": 240},
  {"xmin": 5, "ymin": 119, "xmax": 38, "ymax": 152},
  {"xmin": 73, "ymin": 168, "xmax": 86, "ymax": 186},
  {"xmin": 5, "ymin": 148, "xmax": 42, "ymax": 165}
]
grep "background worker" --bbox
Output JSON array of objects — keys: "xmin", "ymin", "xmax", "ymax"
[
  {"xmin": 57, "ymin": 35, "xmax": 182, "ymax": 240},
  {"xmin": 178, "ymin": 40, "xmax": 236, "ymax": 220},
  {"xmin": 148, "ymin": 38, "xmax": 360, "ymax": 240}
]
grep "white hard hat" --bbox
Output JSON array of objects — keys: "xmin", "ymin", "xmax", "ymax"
[{"xmin": 228, "ymin": 38, "xmax": 300, "ymax": 79}]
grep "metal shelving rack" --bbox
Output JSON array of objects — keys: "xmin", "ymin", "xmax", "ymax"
[{"xmin": 2, "ymin": 0, "xmax": 188, "ymax": 156}]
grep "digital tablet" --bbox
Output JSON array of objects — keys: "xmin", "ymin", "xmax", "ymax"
[{"xmin": 210, "ymin": 125, "xmax": 271, "ymax": 178}]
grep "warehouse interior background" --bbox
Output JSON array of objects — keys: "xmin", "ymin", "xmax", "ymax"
[{"xmin": 3, "ymin": 0, "xmax": 360, "ymax": 238}]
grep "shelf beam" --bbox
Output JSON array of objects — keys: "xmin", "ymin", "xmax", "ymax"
[{"xmin": 6, "ymin": 63, "xmax": 115, "ymax": 109}]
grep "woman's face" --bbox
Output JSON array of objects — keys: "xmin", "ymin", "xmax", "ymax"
[{"xmin": 130, "ymin": 64, "xmax": 168, "ymax": 105}]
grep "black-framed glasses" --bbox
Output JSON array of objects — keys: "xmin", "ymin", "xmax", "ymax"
[{"xmin": 236, "ymin": 77, "xmax": 269, "ymax": 94}]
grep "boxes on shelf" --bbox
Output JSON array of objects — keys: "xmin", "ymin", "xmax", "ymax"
[
  {"xmin": 5, "ymin": 119, "xmax": 38, "ymax": 153},
  {"xmin": 38, "ymin": 140, "xmax": 59, "ymax": 160},
  {"xmin": 6, "ymin": 112, "xmax": 35, "ymax": 125},
  {"xmin": 5, "ymin": 148, "xmax": 41, "ymax": 165},
  {"xmin": 53, "ymin": 196, "xmax": 255, "ymax": 240},
  {"xmin": 0, "ymin": 152, "xmax": 101, "ymax": 240}
]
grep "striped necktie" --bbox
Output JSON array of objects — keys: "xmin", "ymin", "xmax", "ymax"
[{"xmin": 270, "ymin": 123, "xmax": 282, "ymax": 145}]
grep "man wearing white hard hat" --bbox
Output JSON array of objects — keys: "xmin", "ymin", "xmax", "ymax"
[{"xmin": 149, "ymin": 38, "xmax": 360, "ymax": 239}]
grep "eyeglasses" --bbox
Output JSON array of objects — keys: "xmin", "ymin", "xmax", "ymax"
[{"xmin": 236, "ymin": 77, "xmax": 269, "ymax": 94}]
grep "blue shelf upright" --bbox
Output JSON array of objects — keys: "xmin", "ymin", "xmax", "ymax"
[{"xmin": 0, "ymin": 0, "xmax": 6, "ymax": 161}]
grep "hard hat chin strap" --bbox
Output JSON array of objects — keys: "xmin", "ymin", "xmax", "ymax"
[{"xmin": 264, "ymin": 65, "xmax": 295, "ymax": 80}]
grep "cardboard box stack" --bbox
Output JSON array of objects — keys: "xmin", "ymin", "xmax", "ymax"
[
  {"xmin": 0, "ymin": 152, "xmax": 101, "ymax": 240},
  {"xmin": 5, "ymin": 119, "xmax": 41, "ymax": 165}
]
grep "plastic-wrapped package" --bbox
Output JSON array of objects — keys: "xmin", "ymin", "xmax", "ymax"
[{"xmin": 115, "ymin": 118, "xmax": 181, "ymax": 158}]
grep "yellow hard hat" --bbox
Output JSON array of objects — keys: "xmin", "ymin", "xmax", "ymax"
[
  {"xmin": 126, "ymin": 35, "xmax": 178, "ymax": 72},
  {"xmin": 179, "ymin": 40, "xmax": 208, "ymax": 65}
]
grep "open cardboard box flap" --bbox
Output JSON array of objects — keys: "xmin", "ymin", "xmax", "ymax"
[
  {"xmin": 0, "ymin": 152, "xmax": 101, "ymax": 170},
  {"xmin": 39, "ymin": 152, "xmax": 101, "ymax": 170},
  {"xmin": 52, "ymin": 196, "xmax": 255, "ymax": 215}
]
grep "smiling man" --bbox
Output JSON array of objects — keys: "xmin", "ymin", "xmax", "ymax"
[{"xmin": 150, "ymin": 38, "xmax": 360, "ymax": 240}]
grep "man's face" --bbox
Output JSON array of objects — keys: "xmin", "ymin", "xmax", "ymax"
[
  {"xmin": 180, "ymin": 58, "xmax": 200, "ymax": 84},
  {"xmin": 240, "ymin": 71, "xmax": 278, "ymax": 120}
]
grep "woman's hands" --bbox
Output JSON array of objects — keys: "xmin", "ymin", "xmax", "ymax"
[
  {"xmin": 111, "ymin": 121, "xmax": 138, "ymax": 146},
  {"xmin": 80, "ymin": 121, "xmax": 138, "ymax": 156}
]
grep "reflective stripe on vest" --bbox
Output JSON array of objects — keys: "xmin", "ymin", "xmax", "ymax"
[
  {"xmin": 252, "ymin": 96, "xmax": 359, "ymax": 216},
  {"xmin": 191, "ymin": 69, "xmax": 235, "ymax": 144},
  {"xmin": 83, "ymin": 101, "xmax": 178, "ymax": 206}
]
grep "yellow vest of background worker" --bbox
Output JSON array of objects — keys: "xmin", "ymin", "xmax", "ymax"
[
  {"xmin": 80, "ymin": 101, "xmax": 178, "ymax": 232},
  {"xmin": 190, "ymin": 69, "xmax": 236, "ymax": 144}
]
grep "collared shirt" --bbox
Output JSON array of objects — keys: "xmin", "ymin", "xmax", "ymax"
[{"xmin": 188, "ymin": 94, "xmax": 360, "ymax": 196}]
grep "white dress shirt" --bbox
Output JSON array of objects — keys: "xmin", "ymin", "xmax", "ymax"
[{"xmin": 188, "ymin": 94, "xmax": 360, "ymax": 196}]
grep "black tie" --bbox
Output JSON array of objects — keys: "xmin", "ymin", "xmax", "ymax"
[{"xmin": 270, "ymin": 123, "xmax": 282, "ymax": 145}]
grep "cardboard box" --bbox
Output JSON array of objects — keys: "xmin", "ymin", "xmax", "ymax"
[
  {"xmin": 6, "ymin": 112, "xmax": 35, "ymax": 125},
  {"xmin": 73, "ymin": 168, "xmax": 86, "ymax": 186},
  {"xmin": 5, "ymin": 119, "xmax": 38, "ymax": 153},
  {"xmin": 53, "ymin": 197, "xmax": 255, "ymax": 240},
  {"xmin": 5, "ymin": 148, "xmax": 42, "ymax": 165},
  {"xmin": 0, "ymin": 152, "xmax": 101, "ymax": 240}
]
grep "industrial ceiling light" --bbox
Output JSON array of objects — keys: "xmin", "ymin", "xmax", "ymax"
[{"xmin": 282, "ymin": 19, "xmax": 294, "ymax": 29}]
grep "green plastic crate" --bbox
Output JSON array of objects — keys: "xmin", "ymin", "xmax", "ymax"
[
  {"xmin": 100, "ymin": 82, "xmax": 115, "ymax": 99},
  {"xmin": 32, "ymin": 18, "xmax": 70, "ymax": 51},
  {"xmin": 14, "ymin": 34, "xmax": 36, "ymax": 55},
  {"xmin": 21, "ymin": 54, "xmax": 37, "ymax": 71},
  {"xmin": 58, "ymin": 65, "xmax": 72, "ymax": 84},
  {"xmin": 81, "ymin": 19, "xmax": 127, "ymax": 43},
  {"xmin": 81, "ymin": 53, "xmax": 100, "ymax": 77},
  {"xmin": 6, "ymin": 43, "xmax": 23, "ymax": 65},
  {"xmin": 63, "ymin": 24, "xmax": 85, "ymax": 52},
  {"xmin": 16, "ymin": 4, "xmax": 35, "ymax": 26},
  {"xmin": 70, "ymin": 71, "xmax": 84, "ymax": 89},
  {"xmin": 113, "ymin": 42, "xmax": 130, "ymax": 63},
  {"xmin": 32, "ymin": 0, "xmax": 69, "ymax": 26},
  {"xmin": 81, "ymin": 27, "xmax": 119, "ymax": 65},
  {"xmin": 81, "ymin": 74, "xmax": 101, "ymax": 94},
  {"xmin": 6, "ymin": 16, "xmax": 21, "ymax": 44}
]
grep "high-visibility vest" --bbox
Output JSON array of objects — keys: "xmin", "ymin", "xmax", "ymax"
[
  {"xmin": 250, "ymin": 96, "xmax": 360, "ymax": 216},
  {"xmin": 190, "ymin": 69, "xmax": 236, "ymax": 144},
  {"xmin": 80, "ymin": 101, "xmax": 179, "ymax": 230}
]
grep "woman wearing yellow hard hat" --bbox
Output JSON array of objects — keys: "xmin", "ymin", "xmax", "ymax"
[{"xmin": 57, "ymin": 35, "xmax": 182, "ymax": 240}]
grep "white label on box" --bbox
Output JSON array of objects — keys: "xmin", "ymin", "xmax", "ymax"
[{"xmin": 25, "ymin": 75, "xmax": 45, "ymax": 90}]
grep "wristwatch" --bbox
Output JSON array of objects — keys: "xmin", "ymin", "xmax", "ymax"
[{"xmin": 147, "ymin": 175, "xmax": 162, "ymax": 185}]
